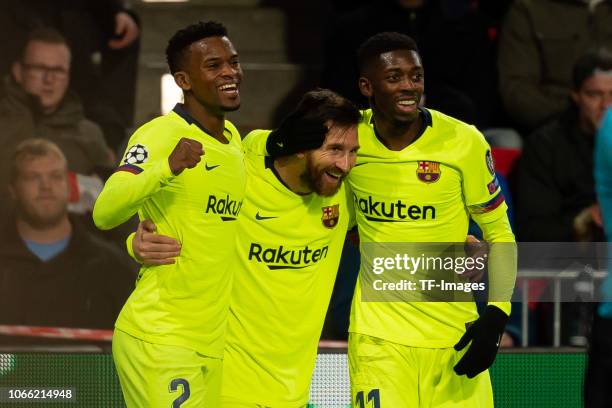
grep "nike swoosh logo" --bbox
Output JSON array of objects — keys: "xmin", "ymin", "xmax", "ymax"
[
  {"xmin": 205, "ymin": 163, "xmax": 220, "ymax": 171},
  {"xmin": 496, "ymin": 334, "xmax": 502, "ymax": 347},
  {"xmin": 255, "ymin": 212, "xmax": 278, "ymax": 220},
  {"xmin": 354, "ymin": 162, "xmax": 367, "ymax": 167}
]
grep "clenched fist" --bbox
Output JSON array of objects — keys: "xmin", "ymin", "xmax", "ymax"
[{"xmin": 168, "ymin": 138, "xmax": 204, "ymax": 175}]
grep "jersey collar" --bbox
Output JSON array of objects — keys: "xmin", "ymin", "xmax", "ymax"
[
  {"xmin": 370, "ymin": 107, "xmax": 433, "ymax": 147},
  {"xmin": 420, "ymin": 107, "xmax": 433, "ymax": 129},
  {"xmin": 172, "ymin": 103, "xmax": 231, "ymax": 138},
  {"xmin": 264, "ymin": 156, "xmax": 310, "ymax": 196}
]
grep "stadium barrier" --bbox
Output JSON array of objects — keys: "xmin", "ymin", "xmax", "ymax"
[{"xmin": 0, "ymin": 345, "xmax": 586, "ymax": 407}]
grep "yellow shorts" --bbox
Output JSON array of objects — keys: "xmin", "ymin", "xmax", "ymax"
[
  {"xmin": 113, "ymin": 329, "xmax": 223, "ymax": 407},
  {"xmin": 349, "ymin": 333, "xmax": 493, "ymax": 408},
  {"xmin": 220, "ymin": 395, "xmax": 308, "ymax": 408}
]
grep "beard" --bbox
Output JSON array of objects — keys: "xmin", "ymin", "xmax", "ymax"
[
  {"xmin": 300, "ymin": 155, "xmax": 345, "ymax": 197},
  {"xmin": 16, "ymin": 199, "xmax": 68, "ymax": 229}
]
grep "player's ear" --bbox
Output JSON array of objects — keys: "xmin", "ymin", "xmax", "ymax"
[
  {"xmin": 358, "ymin": 76, "xmax": 372, "ymax": 98},
  {"xmin": 174, "ymin": 71, "xmax": 191, "ymax": 91}
]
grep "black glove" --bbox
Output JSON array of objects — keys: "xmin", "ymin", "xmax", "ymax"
[
  {"xmin": 453, "ymin": 305, "xmax": 508, "ymax": 378},
  {"xmin": 266, "ymin": 111, "xmax": 329, "ymax": 158}
]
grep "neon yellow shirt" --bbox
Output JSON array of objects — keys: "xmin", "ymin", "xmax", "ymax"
[
  {"xmin": 348, "ymin": 108, "xmax": 515, "ymax": 348},
  {"xmin": 93, "ymin": 105, "xmax": 246, "ymax": 357},
  {"xmin": 221, "ymin": 130, "xmax": 352, "ymax": 406}
]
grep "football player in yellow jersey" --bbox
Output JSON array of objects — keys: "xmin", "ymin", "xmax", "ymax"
[
  {"xmin": 347, "ymin": 32, "xmax": 517, "ymax": 407},
  {"xmin": 130, "ymin": 89, "xmax": 361, "ymax": 407},
  {"xmin": 92, "ymin": 22, "xmax": 245, "ymax": 407}
]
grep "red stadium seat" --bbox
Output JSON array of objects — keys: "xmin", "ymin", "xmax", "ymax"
[{"xmin": 491, "ymin": 147, "xmax": 521, "ymax": 178}]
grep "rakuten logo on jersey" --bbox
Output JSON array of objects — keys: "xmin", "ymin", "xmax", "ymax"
[
  {"xmin": 205, "ymin": 194, "xmax": 243, "ymax": 221},
  {"xmin": 353, "ymin": 193, "xmax": 436, "ymax": 222},
  {"xmin": 248, "ymin": 243, "xmax": 329, "ymax": 270}
]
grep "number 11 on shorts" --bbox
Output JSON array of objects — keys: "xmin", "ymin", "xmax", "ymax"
[{"xmin": 355, "ymin": 388, "xmax": 381, "ymax": 408}]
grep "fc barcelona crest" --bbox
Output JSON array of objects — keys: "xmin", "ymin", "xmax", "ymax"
[
  {"xmin": 416, "ymin": 161, "xmax": 441, "ymax": 183},
  {"xmin": 322, "ymin": 204, "xmax": 340, "ymax": 228}
]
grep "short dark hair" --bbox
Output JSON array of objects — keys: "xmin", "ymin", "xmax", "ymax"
[
  {"xmin": 266, "ymin": 89, "xmax": 361, "ymax": 158},
  {"xmin": 572, "ymin": 48, "xmax": 612, "ymax": 90},
  {"xmin": 357, "ymin": 32, "xmax": 419, "ymax": 74},
  {"xmin": 166, "ymin": 21, "xmax": 229, "ymax": 74},
  {"xmin": 292, "ymin": 88, "xmax": 361, "ymax": 128},
  {"xmin": 21, "ymin": 27, "xmax": 69, "ymax": 60}
]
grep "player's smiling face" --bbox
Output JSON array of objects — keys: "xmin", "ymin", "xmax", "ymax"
[
  {"xmin": 183, "ymin": 36, "xmax": 242, "ymax": 113},
  {"xmin": 301, "ymin": 123, "xmax": 359, "ymax": 197},
  {"xmin": 360, "ymin": 49, "xmax": 424, "ymax": 124}
]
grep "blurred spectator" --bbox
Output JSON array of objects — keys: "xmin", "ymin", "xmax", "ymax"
[
  {"xmin": 586, "ymin": 107, "xmax": 612, "ymax": 407},
  {"xmin": 0, "ymin": 139, "xmax": 136, "ymax": 341},
  {"xmin": 320, "ymin": 0, "xmax": 503, "ymax": 128},
  {"xmin": 595, "ymin": 107, "xmax": 612, "ymax": 324},
  {"xmin": 517, "ymin": 49, "xmax": 612, "ymax": 346},
  {"xmin": 0, "ymin": 0, "xmax": 140, "ymax": 150},
  {"xmin": 498, "ymin": 0, "xmax": 612, "ymax": 133},
  {"xmin": 0, "ymin": 27, "xmax": 113, "ymax": 220},
  {"xmin": 517, "ymin": 48, "xmax": 612, "ymax": 243}
]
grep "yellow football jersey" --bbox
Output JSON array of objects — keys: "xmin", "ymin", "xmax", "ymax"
[
  {"xmin": 221, "ymin": 130, "xmax": 351, "ymax": 406},
  {"xmin": 348, "ymin": 108, "xmax": 515, "ymax": 348},
  {"xmin": 93, "ymin": 104, "xmax": 246, "ymax": 357}
]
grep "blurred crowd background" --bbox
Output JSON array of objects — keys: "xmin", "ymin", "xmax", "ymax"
[{"xmin": 0, "ymin": 0, "xmax": 611, "ymax": 353}]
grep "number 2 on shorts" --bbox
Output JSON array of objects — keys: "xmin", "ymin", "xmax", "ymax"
[{"xmin": 169, "ymin": 378, "xmax": 190, "ymax": 407}]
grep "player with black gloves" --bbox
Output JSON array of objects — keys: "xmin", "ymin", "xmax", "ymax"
[{"xmin": 347, "ymin": 32, "xmax": 517, "ymax": 407}]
